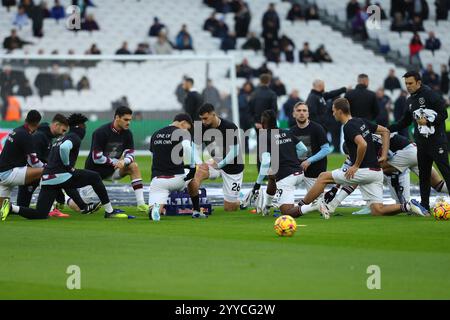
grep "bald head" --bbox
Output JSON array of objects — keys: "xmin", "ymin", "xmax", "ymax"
[{"xmin": 313, "ymin": 79, "xmax": 324, "ymax": 92}]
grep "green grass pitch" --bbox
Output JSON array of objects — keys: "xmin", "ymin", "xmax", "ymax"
[{"xmin": 0, "ymin": 154, "xmax": 448, "ymax": 299}]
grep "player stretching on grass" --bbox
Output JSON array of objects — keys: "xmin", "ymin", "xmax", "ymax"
[
  {"xmin": 189, "ymin": 103, "xmax": 244, "ymax": 212},
  {"xmin": 244, "ymin": 110, "xmax": 308, "ymax": 216},
  {"xmin": 0, "ymin": 110, "xmax": 44, "ymax": 210},
  {"xmin": 325, "ymin": 133, "xmax": 449, "ymax": 215},
  {"xmin": 148, "ymin": 113, "xmax": 207, "ymax": 221},
  {"xmin": 78, "ymin": 106, "xmax": 148, "ymax": 213},
  {"xmin": 290, "ymin": 98, "xmax": 429, "ymax": 218},
  {"xmin": 1, "ymin": 114, "xmax": 127, "ymax": 221}
]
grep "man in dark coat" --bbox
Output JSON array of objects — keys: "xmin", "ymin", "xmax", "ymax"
[{"xmin": 345, "ymin": 74, "xmax": 379, "ymax": 121}]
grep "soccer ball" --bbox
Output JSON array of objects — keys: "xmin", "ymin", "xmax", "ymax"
[
  {"xmin": 432, "ymin": 201, "xmax": 450, "ymax": 221},
  {"xmin": 274, "ymin": 215, "xmax": 297, "ymax": 237}
]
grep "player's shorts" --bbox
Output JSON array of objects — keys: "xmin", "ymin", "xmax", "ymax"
[
  {"xmin": 388, "ymin": 143, "xmax": 418, "ymax": 174},
  {"xmin": 0, "ymin": 166, "xmax": 28, "ymax": 197},
  {"xmin": 208, "ymin": 166, "xmax": 243, "ymax": 203},
  {"xmin": 276, "ymin": 172, "xmax": 304, "ymax": 206},
  {"xmin": 302, "ymin": 177, "xmax": 317, "ymax": 191},
  {"xmin": 148, "ymin": 174, "xmax": 188, "ymax": 205},
  {"xmin": 332, "ymin": 167, "xmax": 383, "ymax": 204}
]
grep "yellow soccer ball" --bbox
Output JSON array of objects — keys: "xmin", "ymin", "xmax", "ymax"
[
  {"xmin": 432, "ymin": 202, "xmax": 450, "ymax": 221},
  {"xmin": 274, "ymin": 215, "xmax": 297, "ymax": 237}
]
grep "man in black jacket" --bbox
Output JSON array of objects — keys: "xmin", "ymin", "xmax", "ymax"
[
  {"xmin": 248, "ymin": 73, "xmax": 278, "ymax": 170},
  {"xmin": 306, "ymin": 79, "xmax": 347, "ymax": 151},
  {"xmin": 305, "ymin": 79, "xmax": 346, "ymax": 124},
  {"xmin": 345, "ymin": 74, "xmax": 379, "ymax": 121},
  {"xmin": 390, "ymin": 71, "xmax": 450, "ymax": 211},
  {"xmin": 182, "ymin": 77, "xmax": 204, "ymax": 121}
]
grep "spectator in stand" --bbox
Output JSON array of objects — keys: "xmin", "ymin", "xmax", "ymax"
[
  {"xmin": 116, "ymin": 42, "xmax": 131, "ymax": 55},
  {"xmin": 220, "ymin": 32, "xmax": 236, "ymax": 52},
  {"xmin": 279, "ymin": 34, "xmax": 295, "ymax": 63},
  {"xmin": 393, "ymin": 90, "xmax": 409, "ymax": 137},
  {"xmin": 315, "ymin": 45, "xmax": 333, "ymax": 63},
  {"xmin": 391, "ymin": 12, "xmax": 409, "ymax": 32},
  {"xmin": 212, "ymin": 18, "xmax": 229, "ymax": 38},
  {"xmin": 176, "ymin": 24, "xmax": 193, "ymax": 50},
  {"xmin": 17, "ymin": 79, "xmax": 33, "ymax": 97},
  {"xmin": 202, "ymin": 79, "xmax": 222, "ymax": 109},
  {"xmin": 384, "ymin": 68, "xmax": 402, "ymax": 91},
  {"xmin": 204, "ymin": 12, "xmax": 219, "ymax": 33},
  {"xmin": 263, "ymin": 30, "xmax": 279, "ymax": 60},
  {"xmin": 404, "ymin": 0, "xmax": 429, "ymax": 21},
  {"xmin": 266, "ymin": 46, "xmax": 281, "ymax": 63},
  {"xmin": 287, "ymin": 3, "xmax": 304, "ymax": 21},
  {"xmin": 41, "ymin": 1, "xmax": 51, "ymax": 18},
  {"xmin": 77, "ymin": 76, "xmax": 90, "ymax": 91},
  {"xmin": 238, "ymin": 81, "xmax": 254, "ymax": 133},
  {"xmin": 435, "ymin": 0, "xmax": 449, "ymax": 20},
  {"xmin": 2, "ymin": 0, "xmax": 16, "ymax": 12},
  {"xmin": 375, "ymin": 88, "xmax": 391, "ymax": 127},
  {"xmin": 409, "ymin": 15, "xmax": 425, "ymax": 32},
  {"xmin": 234, "ymin": 2, "xmax": 251, "ymax": 38},
  {"xmin": 236, "ymin": 58, "xmax": 254, "ymax": 78},
  {"xmin": 409, "ymin": 32, "xmax": 423, "ymax": 64},
  {"xmin": 305, "ymin": 4, "xmax": 319, "ymax": 20},
  {"xmin": 262, "ymin": 3, "xmax": 280, "ymax": 40},
  {"xmin": 148, "ymin": 17, "xmax": 165, "ymax": 37},
  {"xmin": 299, "ymin": 42, "xmax": 315, "ymax": 63},
  {"xmin": 0, "ymin": 65, "xmax": 17, "ymax": 115},
  {"xmin": 283, "ymin": 89, "xmax": 302, "ymax": 127},
  {"xmin": 13, "ymin": 5, "xmax": 30, "ymax": 29},
  {"xmin": 254, "ymin": 62, "xmax": 273, "ymax": 77},
  {"xmin": 29, "ymin": 0, "xmax": 45, "ymax": 37},
  {"xmin": 3, "ymin": 29, "xmax": 33, "ymax": 52},
  {"xmin": 135, "ymin": 42, "xmax": 151, "ymax": 54},
  {"xmin": 85, "ymin": 43, "xmax": 101, "ymax": 55},
  {"xmin": 215, "ymin": 0, "xmax": 231, "ymax": 14},
  {"xmin": 241, "ymin": 32, "xmax": 261, "ymax": 51},
  {"xmin": 4, "ymin": 96, "xmax": 22, "ymax": 122},
  {"xmin": 50, "ymin": 0, "xmax": 65, "ymax": 21},
  {"xmin": 22, "ymin": 0, "xmax": 34, "ymax": 17},
  {"xmin": 81, "ymin": 13, "xmax": 100, "ymax": 31},
  {"xmin": 270, "ymin": 77, "xmax": 287, "ymax": 97},
  {"xmin": 422, "ymin": 64, "xmax": 440, "ymax": 90},
  {"xmin": 346, "ymin": 0, "xmax": 360, "ymax": 21},
  {"xmin": 425, "ymin": 31, "xmax": 441, "ymax": 53},
  {"xmin": 34, "ymin": 68, "xmax": 53, "ymax": 97},
  {"xmin": 351, "ymin": 9, "xmax": 369, "ymax": 40},
  {"xmin": 60, "ymin": 73, "xmax": 74, "ymax": 91},
  {"xmin": 441, "ymin": 64, "xmax": 449, "ymax": 95},
  {"xmin": 154, "ymin": 31, "xmax": 173, "ymax": 55}
]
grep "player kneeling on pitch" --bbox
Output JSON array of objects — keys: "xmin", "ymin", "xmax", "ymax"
[
  {"xmin": 148, "ymin": 113, "xmax": 207, "ymax": 221},
  {"xmin": 292, "ymin": 98, "xmax": 429, "ymax": 218},
  {"xmin": 1, "ymin": 114, "xmax": 127, "ymax": 221},
  {"xmin": 189, "ymin": 103, "xmax": 244, "ymax": 212},
  {"xmin": 243, "ymin": 110, "xmax": 309, "ymax": 216}
]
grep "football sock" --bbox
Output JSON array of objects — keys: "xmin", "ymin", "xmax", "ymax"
[
  {"xmin": 265, "ymin": 193, "xmax": 274, "ymax": 207},
  {"xmin": 104, "ymin": 202, "xmax": 113, "ymax": 214},
  {"xmin": 131, "ymin": 179, "xmax": 145, "ymax": 206}
]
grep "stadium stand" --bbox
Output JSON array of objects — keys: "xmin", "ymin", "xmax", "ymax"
[{"xmin": 2, "ymin": 0, "xmax": 447, "ymax": 117}]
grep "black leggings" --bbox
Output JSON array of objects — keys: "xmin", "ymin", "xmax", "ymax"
[
  {"xmin": 18, "ymin": 169, "xmax": 110, "ymax": 220},
  {"xmin": 17, "ymin": 180, "xmax": 86, "ymax": 209},
  {"xmin": 417, "ymin": 142, "xmax": 450, "ymax": 209}
]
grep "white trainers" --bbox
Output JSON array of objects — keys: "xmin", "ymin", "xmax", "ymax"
[
  {"xmin": 318, "ymin": 199, "xmax": 331, "ymax": 220},
  {"xmin": 151, "ymin": 203, "xmax": 161, "ymax": 221}
]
